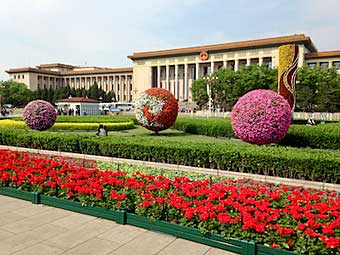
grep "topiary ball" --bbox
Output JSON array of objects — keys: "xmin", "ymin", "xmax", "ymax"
[
  {"xmin": 135, "ymin": 88, "xmax": 178, "ymax": 132},
  {"xmin": 231, "ymin": 89, "xmax": 292, "ymax": 145},
  {"xmin": 23, "ymin": 100, "xmax": 57, "ymax": 131}
]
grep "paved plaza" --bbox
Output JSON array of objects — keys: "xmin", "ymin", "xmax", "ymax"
[{"xmin": 0, "ymin": 195, "xmax": 237, "ymax": 255}]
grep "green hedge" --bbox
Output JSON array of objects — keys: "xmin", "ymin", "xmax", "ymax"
[
  {"xmin": 0, "ymin": 128, "xmax": 339, "ymax": 183},
  {"xmin": 172, "ymin": 117, "xmax": 234, "ymax": 137},
  {"xmin": 56, "ymin": 115, "xmax": 137, "ymax": 124},
  {"xmin": 0, "ymin": 120, "xmax": 135, "ymax": 131},
  {"xmin": 4, "ymin": 115, "xmax": 138, "ymax": 124},
  {"xmin": 172, "ymin": 117, "xmax": 340, "ymax": 150}
]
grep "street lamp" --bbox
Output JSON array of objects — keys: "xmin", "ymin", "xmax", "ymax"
[{"xmin": 202, "ymin": 73, "xmax": 218, "ymax": 116}]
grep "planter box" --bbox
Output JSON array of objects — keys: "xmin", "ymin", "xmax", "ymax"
[
  {"xmin": 0, "ymin": 186, "xmax": 36, "ymax": 202},
  {"xmin": 0, "ymin": 187, "xmax": 298, "ymax": 255},
  {"xmin": 126, "ymin": 212, "xmax": 248, "ymax": 254}
]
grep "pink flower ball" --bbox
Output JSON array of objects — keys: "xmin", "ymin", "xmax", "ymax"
[
  {"xmin": 231, "ymin": 90, "xmax": 292, "ymax": 145},
  {"xmin": 23, "ymin": 100, "xmax": 57, "ymax": 131}
]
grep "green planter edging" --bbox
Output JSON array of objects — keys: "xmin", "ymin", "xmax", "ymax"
[
  {"xmin": 0, "ymin": 187, "xmax": 298, "ymax": 255},
  {"xmin": 126, "ymin": 212, "xmax": 247, "ymax": 254},
  {"xmin": 0, "ymin": 187, "xmax": 36, "ymax": 202}
]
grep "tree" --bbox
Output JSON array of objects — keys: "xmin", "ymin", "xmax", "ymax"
[
  {"xmin": 0, "ymin": 80, "xmax": 33, "ymax": 107},
  {"xmin": 296, "ymin": 67, "xmax": 340, "ymax": 112},
  {"xmin": 88, "ymin": 82, "xmax": 100, "ymax": 99},
  {"xmin": 192, "ymin": 65, "xmax": 277, "ymax": 111}
]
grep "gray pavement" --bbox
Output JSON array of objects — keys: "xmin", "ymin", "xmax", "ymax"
[{"xmin": 0, "ymin": 195, "xmax": 237, "ymax": 255}]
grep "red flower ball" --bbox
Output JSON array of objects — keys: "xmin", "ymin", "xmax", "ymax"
[
  {"xmin": 135, "ymin": 88, "xmax": 178, "ymax": 132},
  {"xmin": 231, "ymin": 89, "xmax": 292, "ymax": 145}
]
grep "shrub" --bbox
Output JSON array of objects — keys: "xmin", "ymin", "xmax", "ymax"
[
  {"xmin": 0, "ymin": 128, "xmax": 339, "ymax": 183},
  {"xmin": 56, "ymin": 115, "xmax": 137, "ymax": 124},
  {"xmin": 231, "ymin": 90, "xmax": 292, "ymax": 145},
  {"xmin": 0, "ymin": 120, "xmax": 134, "ymax": 131},
  {"xmin": 22, "ymin": 100, "xmax": 57, "ymax": 131},
  {"xmin": 172, "ymin": 117, "xmax": 340, "ymax": 150},
  {"xmin": 136, "ymin": 88, "xmax": 178, "ymax": 132},
  {"xmin": 172, "ymin": 117, "xmax": 234, "ymax": 137}
]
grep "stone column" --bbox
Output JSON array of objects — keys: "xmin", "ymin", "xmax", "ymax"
[
  {"xmin": 195, "ymin": 62, "xmax": 199, "ymax": 79},
  {"xmin": 272, "ymin": 56, "xmax": 276, "ymax": 68},
  {"xmin": 234, "ymin": 59, "xmax": 239, "ymax": 71},
  {"xmin": 223, "ymin": 60, "xmax": 227, "ymax": 68},
  {"xmin": 246, "ymin": 58, "xmax": 251, "ymax": 66},
  {"xmin": 184, "ymin": 63, "xmax": 188, "ymax": 101},
  {"xmin": 157, "ymin": 66, "xmax": 161, "ymax": 88},
  {"xmin": 166, "ymin": 65, "xmax": 170, "ymax": 90},
  {"xmin": 175, "ymin": 64, "xmax": 178, "ymax": 100},
  {"xmin": 259, "ymin": 57, "xmax": 263, "ymax": 66},
  {"xmin": 210, "ymin": 62, "xmax": 214, "ymax": 74}
]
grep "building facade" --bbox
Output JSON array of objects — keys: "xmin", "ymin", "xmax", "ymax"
[
  {"xmin": 6, "ymin": 34, "xmax": 340, "ymax": 103},
  {"xmin": 6, "ymin": 64, "xmax": 133, "ymax": 102}
]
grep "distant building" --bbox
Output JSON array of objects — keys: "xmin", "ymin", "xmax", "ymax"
[
  {"xmin": 6, "ymin": 64, "xmax": 133, "ymax": 102},
  {"xmin": 55, "ymin": 97, "xmax": 100, "ymax": 116},
  {"xmin": 6, "ymin": 34, "xmax": 340, "ymax": 103}
]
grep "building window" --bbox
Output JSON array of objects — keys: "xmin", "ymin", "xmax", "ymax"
[
  {"xmin": 14, "ymin": 75, "xmax": 16, "ymax": 79},
  {"xmin": 22, "ymin": 75, "xmax": 24, "ymax": 79},
  {"xmin": 333, "ymin": 61, "xmax": 340, "ymax": 69},
  {"xmin": 307, "ymin": 63, "xmax": 317, "ymax": 69},
  {"xmin": 320, "ymin": 62, "xmax": 329, "ymax": 69},
  {"xmin": 263, "ymin": 57, "xmax": 272, "ymax": 68},
  {"xmin": 239, "ymin": 59, "xmax": 247, "ymax": 68}
]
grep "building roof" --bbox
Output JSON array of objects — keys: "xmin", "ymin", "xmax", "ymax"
[
  {"xmin": 305, "ymin": 50, "xmax": 340, "ymax": 59},
  {"xmin": 60, "ymin": 67, "xmax": 133, "ymax": 76},
  {"xmin": 37, "ymin": 63, "xmax": 77, "ymax": 69},
  {"xmin": 6, "ymin": 67, "xmax": 133, "ymax": 76},
  {"xmin": 58, "ymin": 97, "xmax": 99, "ymax": 103},
  {"xmin": 128, "ymin": 34, "xmax": 317, "ymax": 60},
  {"xmin": 6, "ymin": 67, "xmax": 60, "ymax": 75}
]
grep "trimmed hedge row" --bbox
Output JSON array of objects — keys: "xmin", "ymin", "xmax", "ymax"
[
  {"xmin": 5, "ymin": 115, "xmax": 138, "ymax": 124},
  {"xmin": 172, "ymin": 117, "xmax": 340, "ymax": 150},
  {"xmin": 0, "ymin": 128, "xmax": 339, "ymax": 183},
  {"xmin": 56, "ymin": 115, "xmax": 137, "ymax": 124},
  {"xmin": 172, "ymin": 117, "xmax": 235, "ymax": 137},
  {"xmin": 0, "ymin": 120, "xmax": 135, "ymax": 131}
]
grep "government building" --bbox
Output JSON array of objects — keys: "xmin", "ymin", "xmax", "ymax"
[{"xmin": 6, "ymin": 34, "xmax": 340, "ymax": 103}]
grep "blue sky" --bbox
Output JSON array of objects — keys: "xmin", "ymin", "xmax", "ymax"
[{"xmin": 0, "ymin": 0, "xmax": 339, "ymax": 80}]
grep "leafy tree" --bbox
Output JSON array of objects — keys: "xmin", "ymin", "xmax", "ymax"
[
  {"xmin": 0, "ymin": 80, "xmax": 33, "ymax": 107},
  {"xmin": 192, "ymin": 65, "xmax": 277, "ymax": 111},
  {"xmin": 296, "ymin": 67, "xmax": 340, "ymax": 112}
]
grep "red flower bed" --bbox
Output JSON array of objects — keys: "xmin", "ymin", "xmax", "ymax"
[{"xmin": 0, "ymin": 149, "xmax": 339, "ymax": 254}]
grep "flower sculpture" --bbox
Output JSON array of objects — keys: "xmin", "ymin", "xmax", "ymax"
[
  {"xmin": 23, "ymin": 100, "xmax": 57, "ymax": 131},
  {"xmin": 135, "ymin": 88, "xmax": 178, "ymax": 133},
  {"xmin": 231, "ymin": 89, "xmax": 292, "ymax": 145}
]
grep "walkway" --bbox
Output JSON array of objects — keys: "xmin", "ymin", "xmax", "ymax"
[{"xmin": 0, "ymin": 195, "xmax": 237, "ymax": 255}]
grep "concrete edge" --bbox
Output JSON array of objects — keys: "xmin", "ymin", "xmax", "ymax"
[{"xmin": 0, "ymin": 145, "xmax": 339, "ymax": 192}]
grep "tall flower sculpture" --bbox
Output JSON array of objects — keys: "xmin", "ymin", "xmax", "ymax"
[
  {"xmin": 231, "ymin": 89, "xmax": 292, "ymax": 145},
  {"xmin": 23, "ymin": 100, "xmax": 57, "ymax": 131},
  {"xmin": 278, "ymin": 44, "xmax": 299, "ymax": 110},
  {"xmin": 135, "ymin": 88, "xmax": 178, "ymax": 133}
]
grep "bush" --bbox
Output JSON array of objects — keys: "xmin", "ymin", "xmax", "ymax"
[
  {"xmin": 172, "ymin": 117, "xmax": 235, "ymax": 137},
  {"xmin": 56, "ymin": 115, "xmax": 137, "ymax": 124},
  {"xmin": 231, "ymin": 90, "xmax": 292, "ymax": 145},
  {"xmin": 22, "ymin": 100, "xmax": 57, "ymax": 130},
  {"xmin": 172, "ymin": 117, "xmax": 340, "ymax": 150},
  {"xmin": 0, "ymin": 120, "xmax": 134, "ymax": 131},
  {"xmin": 0, "ymin": 128, "xmax": 339, "ymax": 183}
]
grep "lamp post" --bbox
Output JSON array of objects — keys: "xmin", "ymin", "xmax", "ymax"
[{"xmin": 202, "ymin": 73, "xmax": 218, "ymax": 117}]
